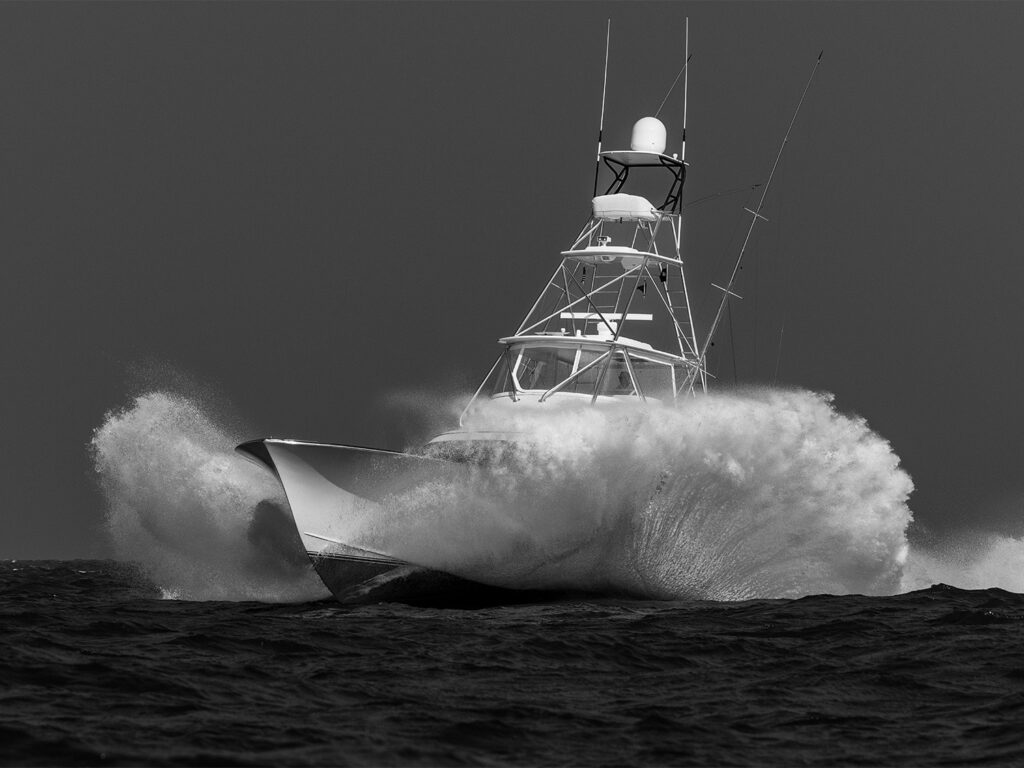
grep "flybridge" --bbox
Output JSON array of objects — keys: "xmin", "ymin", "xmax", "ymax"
[
  {"xmin": 458, "ymin": 22, "xmax": 822, "ymax": 421},
  {"xmin": 487, "ymin": 131, "xmax": 706, "ymax": 406},
  {"xmin": 457, "ymin": 178, "xmax": 702, "ymax": 414},
  {"xmin": 457, "ymin": 120, "xmax": 706, "ymax": 415},
  {"xmin": 458, "ymin": 22, "xmax": 704, "ymax": 418}
]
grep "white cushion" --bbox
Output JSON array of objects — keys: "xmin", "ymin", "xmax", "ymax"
[{"xmin": 592, "ymin": 193, "xmax": 658, "ymax": 222}]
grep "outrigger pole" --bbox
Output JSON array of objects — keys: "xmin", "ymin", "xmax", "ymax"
[
  {"xmin": 700, "ymin": 50, "xmax": 823, "ymax": 362},
  {"xmin": 592, "ymin": 20, "xmax": 611, "ymax": 198}
]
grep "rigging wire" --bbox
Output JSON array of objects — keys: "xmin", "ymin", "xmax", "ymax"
[
  {"xmin": 654, "ymin": 53, "xmax": 693, "ymax": 119},
  {"xmin": 753, "ymin": 227, "xmax": 759, "ymax": 378},
  {"xmin": 683, "ymin": 183, "xmax": 762, "ymax": 211},
  {"xmin": 772, "ymin": 325, "xmax": 785, "ymax": 386},
  {"xmin": 771, "ymin": 185, "xmax": 787, "ymax": 386}
]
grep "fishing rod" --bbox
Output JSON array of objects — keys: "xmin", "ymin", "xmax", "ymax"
[{"xmin": 699, "ymin": 50, "xmax": 823, "ymax": 362}]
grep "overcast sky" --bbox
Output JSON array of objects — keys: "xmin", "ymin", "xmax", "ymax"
[{"xmin": 2, "ymin": 1, "xmax": 1023, "ymax": 558}]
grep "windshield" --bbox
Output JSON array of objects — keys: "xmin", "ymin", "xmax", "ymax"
[
  {"xmin": 513, "ymin": 346, "xmax": 576, "ymax": 390},
  {"xmin": 492, "ymin": 343, "xmax": 676, "ymax": 400}
]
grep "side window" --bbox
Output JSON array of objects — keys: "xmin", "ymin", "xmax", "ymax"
[
  {"xmin": 629, "ymin": 357, "xmax": 673, "ymax": 398},
  {"xmin": 488, "ymin": 354, "xmax": 514, "ymax": 396}
]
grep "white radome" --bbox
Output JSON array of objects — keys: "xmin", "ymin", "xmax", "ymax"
[{"xmin": 630, "ymin": 116, "xmax": 667, "ymax": 154}]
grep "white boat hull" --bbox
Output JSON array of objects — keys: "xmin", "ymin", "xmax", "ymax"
[{"xmin": 236, "ymin": 438, "xmax": 549, "ymax": 606}]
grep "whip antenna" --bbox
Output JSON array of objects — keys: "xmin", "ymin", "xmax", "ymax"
[
  {"xmin": 682, "ymin": 18, "xmax": 689, "ymax": 160},
  {"xmin": 592, "ymin": 20, "xmax": 611, "ymax": 198},
  {"xmin": 700, "ymin": 50, "xmax": 823, "ymax": 360}
]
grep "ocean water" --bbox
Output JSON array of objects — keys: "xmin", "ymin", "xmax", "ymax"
[
  {"xmin": 3, "ymin": 560, "xmax": 1024, "ymax": 766},
  {"xmin": 6, "ymin": 387, "xmax": 1023, "ymax": 764}
]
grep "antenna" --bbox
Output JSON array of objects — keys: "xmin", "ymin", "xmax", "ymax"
[
  {"xmin": 593, "ymin": 20, "xmax": 611, "ymax": 198},
  {"xmin": 682, "ymin": 18, "xmax": 689, "ymax": 160},
  {"xmin": 700, "ymin": 50, "xmax": 824, "ymax": 361}
]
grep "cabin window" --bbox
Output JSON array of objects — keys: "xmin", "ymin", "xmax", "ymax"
[
  {"xmin": 570, "ymin": 351, "xmax": 637, "ymax": 395},
  {"xmin": 673, "ymin": 363, "xmax": 690, "ymax": 395},
  {"xmin": 628, "ymin": 357, "xmax": 674, "ymax": 398},
  {"xmin": 513, "ymin": 346, "xmax": 575, "ymax": 390},
  {"xmin": 599, "ymin": 355, "xmax": 636, "ymax": 395},
  {"xmin": 494, "ymin": 342, "xmax": 679, "ymax": 400},
  {"xmin": 488, "ymin": 354, "xmax": 514, "ymax": 396},
  {"xmin": 572, "ymin": 349, "xmax": 605, "ymax": 393}
]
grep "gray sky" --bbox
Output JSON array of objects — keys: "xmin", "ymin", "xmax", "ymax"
[{"xmin": 2, "ymin": 1, "xmax": 1023, "ymax": 558}]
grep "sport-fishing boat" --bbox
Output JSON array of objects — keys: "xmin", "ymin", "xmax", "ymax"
[{"xmin": 238, "ymin": 27, "xmax": 821, "ymax": 605}]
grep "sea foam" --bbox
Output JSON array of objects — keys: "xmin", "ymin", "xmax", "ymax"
[
  {"xmin": 902, "ymin": 534, "xmax": 1024, "ymax": 593},
  {"xmin": 359, "ymin": 388, "xmax": 915, "ymax": 600},
  {"xmin": 90, "ymin": 392, "xmax": 328, "ymax": 602},
  {"xmin": 92, "ymin": 385, "xmax": 1022, "ymax": 602}
]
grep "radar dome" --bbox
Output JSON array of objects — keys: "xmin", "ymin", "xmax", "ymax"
[{"xmin": 630, "ymin": 117, "xmax": 667, "ymax": 154}]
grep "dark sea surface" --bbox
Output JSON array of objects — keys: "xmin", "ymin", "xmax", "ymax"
[{"xmin": 2, "ymin": 560, "xmax": 1023, "ymax": 767}]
